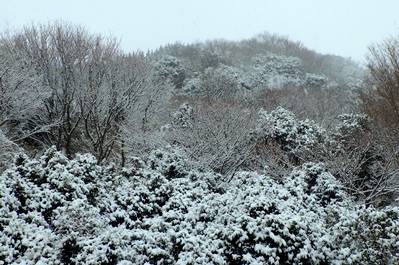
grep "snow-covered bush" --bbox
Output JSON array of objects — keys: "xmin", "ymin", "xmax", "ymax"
[
  {"xmin": 255, "ymin": 107, "xmax": 327, "ymax": 158},
  {"xmin": 253, "ymin": 108, "xmax": 398, "ymax": 205},
  {"xmin": 1, "ymin": 148, "xmax": 398, "ymax": 264},
  {"xmin": 255, "ymin": 108, "xmax": 370, "ymax": 156},
  {"xmin": 254, "ymin": 108, "xmax": 369, "ymax": 158},
  {"xmin": 328, "ymin": 113, "xmax": 399, "ymax": 205},
  {"xmin": 331, "ymin": 206, "xmax": 399, "ymax": 264},
  {"xmin": 333, "ymin": 113, "xmax": 369, "ymax": 145},
  {"xmin": 171, "ymin": 103, "xmax": 193, "ymax": 129}
]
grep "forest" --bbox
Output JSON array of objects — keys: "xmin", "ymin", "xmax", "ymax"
[{"xmin": 0, "ymin": 22, "xmax": 398, "ymax": 264}]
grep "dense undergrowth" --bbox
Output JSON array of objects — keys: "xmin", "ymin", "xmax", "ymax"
[{"xmin": 1, "ymin": 147, "xmax": 398, "ymax": 264}]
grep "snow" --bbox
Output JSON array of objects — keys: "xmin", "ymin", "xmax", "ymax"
[{"xmin": 1, "ymin": 148, "xmax": 398, "ymax": 264}]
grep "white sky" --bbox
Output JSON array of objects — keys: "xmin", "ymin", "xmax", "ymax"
[{"xmin": 2, "ymin": 0, "xmax": 399, "ymax": 62}]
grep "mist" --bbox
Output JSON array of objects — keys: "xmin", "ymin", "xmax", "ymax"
[{"xmin": 3, "ymin": 0, "xmax": 399, "ymax": 62}]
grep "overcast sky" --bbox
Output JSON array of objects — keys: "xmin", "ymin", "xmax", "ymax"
[{"xmin": 2, "ymin": 0, "xmax": 399, "ymax": 62}]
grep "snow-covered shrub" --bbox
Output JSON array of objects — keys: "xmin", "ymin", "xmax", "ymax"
[
  {"xmin": 254, "ymin": 107, "xmax": 327, "ymax": 159},
  {"xmin": 254, "ymin": 108, "xmax": 367, "ymax": 158},
  {"xmin": 253, "ymin": 108, "xmax": 398, "ymax": 205},
  {"xmin": 145, "ymin": 148, "xmax": 192, "ymax": 179},
  {"xmin": 172, "ymin": 103, "xmax": 193, "ymax": 129},
  {"xmin": 252, "ymin": 107, "xmax": 399, "ymax": 206},
  {"xmin": 1, "ymin": 148, "xmax": 398, "ymax": 264},
  {"xmin": 333, "ymin": 113, "xmax": 369, "ymax": 146},
  {"xmin": 0, "ymin": 147, "xmax": 113, "ymax": 264},
  {"xmin": 327, "ymin": 113, "xmax": 399, "ymax": 205},
  {"xmin": 331, "ymin": 206, "xmax": 399, "ymax": 264}
]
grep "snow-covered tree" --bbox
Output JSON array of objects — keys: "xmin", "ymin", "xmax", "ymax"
[
  {"xmin": 1, "ymin": 23, "xmax": 169, "ymax": 163},
  {"xmin": 168, "ymin": 101, "xmax": 254, "ymax": 175},
  {"xmin": 242, "ymin": 53, "xmax": 306, "ymax": 90},
  {"xmin": 0, "ymin": 130, "xmax": 21, "ymax": 171},
  {"xmin": 171, "ymin": 103, "xmax": 194, "ymax": 129},
  {"xmin": 0, "ymin": 46, "xmax": 52, "ymax": 144},
  {"xmin": 153, "ymin": 55, "xmax": 186, "ymax": 89},
  {"xmin": 254, "ymin": 107, "xmax": 326, "ymax": 157},
  {"xmin": 304, "ymin": 73, "xmax": 328, "ymax": 89},
  {"xmin": 200, "ymin": 65, "xmax": 245, "ymax": 99}
]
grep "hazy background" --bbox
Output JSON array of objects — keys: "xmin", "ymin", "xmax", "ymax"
[{"xmin": 2, "ymin": 0, "xmax": 399, "ymax": 62}]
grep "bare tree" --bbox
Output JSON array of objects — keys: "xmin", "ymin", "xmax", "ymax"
[
  {"xmin": 360, "ymin": 37, "xmax": 399, "ymax": 185},
  {"xmin": 0, "ymin": 38, "xmax": 55, "ymax": 146},
  {"xmin": 0, "ymin": 22, "xmax": 168, "ymax": 163},
  {"xmin": 121, "ymin": 66, "xmax": 173, "ymax": 161},
  {"xmin": 168, "ymin": 99, "xmax": 255, "ymax": 176},
  {"xmin": 1, "ymin": 23, "xmax": 96, "ymax": 156},
  {"xmin": 361, "ymin": 37, "xmax": 399, "ymax": 133},
  {"xmin": 81, "ymin": 53, "xmax": 167, "ymax": 163}
]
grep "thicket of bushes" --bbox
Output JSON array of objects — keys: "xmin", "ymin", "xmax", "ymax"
[{"xmin": 1, "ymin": 148, "xmax": 398, "ymax": 264}]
